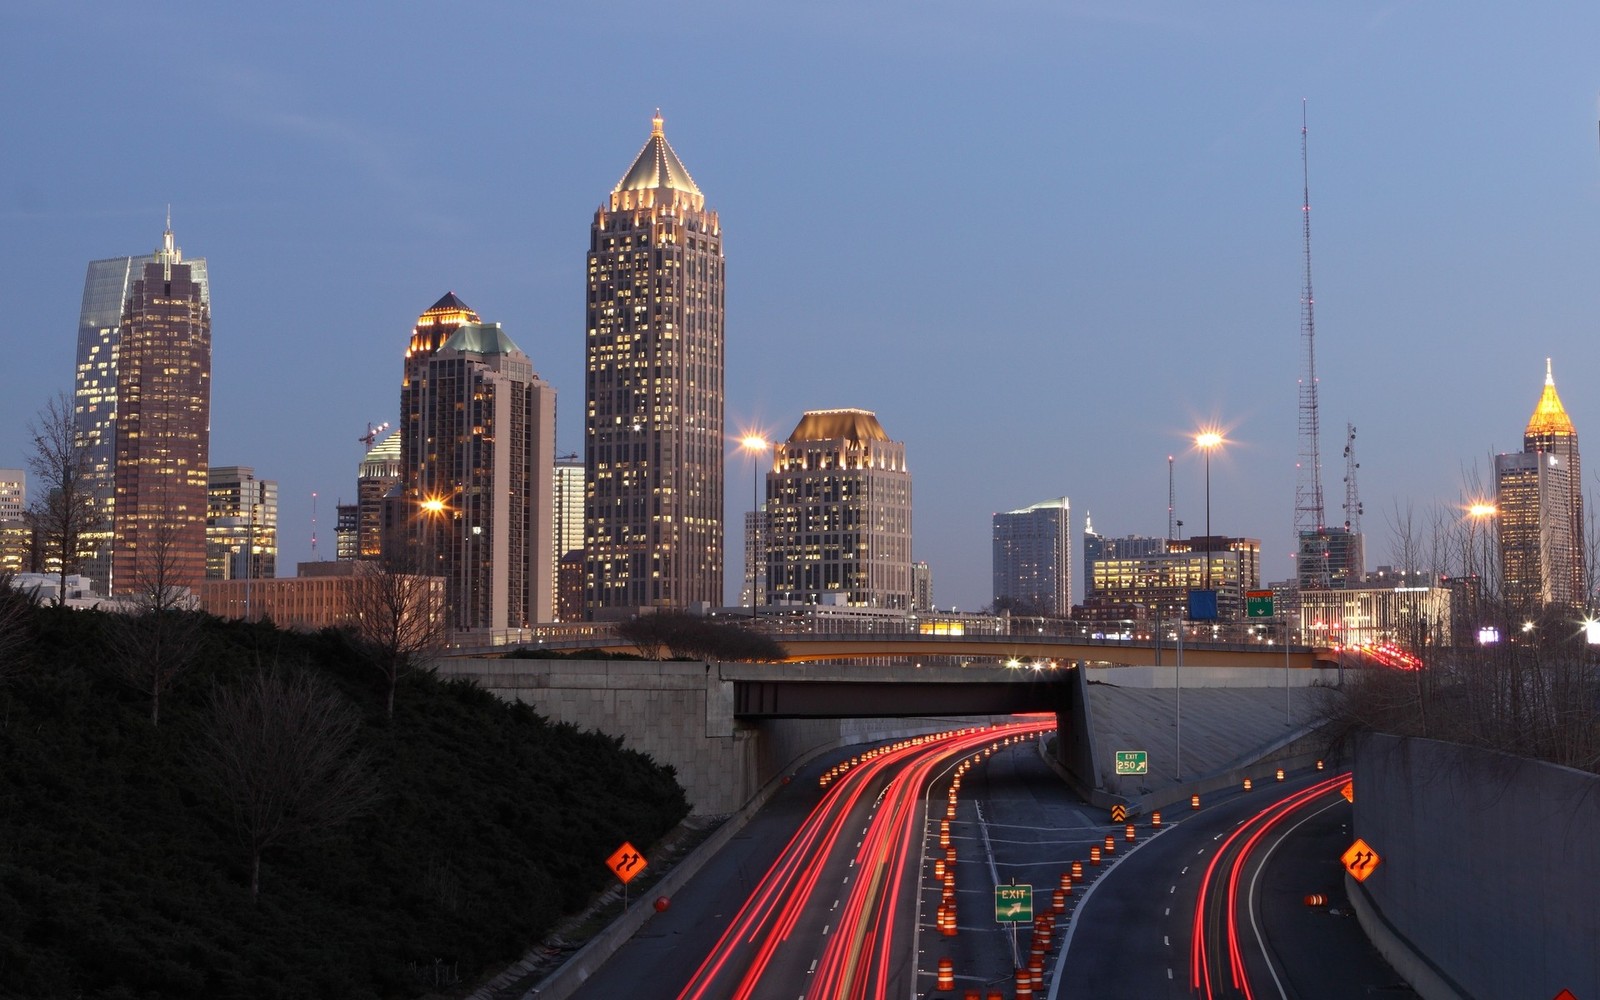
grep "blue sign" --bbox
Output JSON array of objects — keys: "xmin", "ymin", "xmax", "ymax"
[{"xmin": 1188, "ymin": 589, "xmax": 1218, "ymax": 621}]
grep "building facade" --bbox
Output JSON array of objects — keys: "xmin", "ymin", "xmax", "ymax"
[
  {"xmin": 1089, "ymin": 535, "xmax": 1262, "ymax": 621},
  {"xmin": 1297, "ymin": 525, "xmax": 1364, "ymax": 591},
  {"xmin": 1495, "ymin": 449, "xmax": 1576, "ymax": 611},
  {"xmin": 356, "ymin": 428, "xmax": 402, "ymax": 560},
  {"xmin": 409, "ymin": 320, "xmax": 556, "ymax": 633},
  {"xmin": 552, "ymin": 456, "xmax": 584, "ymax": 619},
  {"xmin": 764, "ymin": 409, "xmax": 912, "ymax": 610},
  {"xmin": 73, "ymin": 240, "xmax": 209, "ymax": 593},
  {"xmin": 584, "ymin": 113, "xmax": 725, "ymax": 616},
  {"xmin": 911, "ymin": 560, "xmax": 933, "ymax": 612},
  {"xmin": 205, "ymin": 466, "xmax": 277, "ymax": 580},
  {"xmin": 1082, "ymin": 515, "xmax": 1168, "ymax": 604},
  {"xmin": 111, "ymin": 224, "xmax": 211, "ymax": 596},
  {"xmin": 199, "ymin": 559, "xmax": 443, "ymax": 634},
  {"xmin": 993, "ymin": 497, "xmax": 1072, "ymax": 617}
]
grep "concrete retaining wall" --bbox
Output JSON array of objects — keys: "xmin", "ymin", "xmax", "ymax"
[
  {"xmin": 1354, "ymin": 733, "xmax": 1600, "ymax": 1000},
  {"xmin": 438, "ymin": 658, "xmax": 1004, "ymax": 815}
]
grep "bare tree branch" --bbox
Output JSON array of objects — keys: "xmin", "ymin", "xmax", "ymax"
[
  {"xmin": 110, "ymin": 520, "xmax": 201, "ymax": 726},
  {"xmin": 192, "ymin": 664, "xmax": 381, "ymax": 902},
  {"xmin": 345, "ymin": 555, "xmax": 446, "ymax": 719},
  {"xmin": 25, "ymin": 391, "xmax": 100, "ymax": 602}
]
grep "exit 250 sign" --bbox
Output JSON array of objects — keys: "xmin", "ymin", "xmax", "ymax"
[{"xmin": 1114, "ymin": 750, "xmax": 1148, "ymax": 775}]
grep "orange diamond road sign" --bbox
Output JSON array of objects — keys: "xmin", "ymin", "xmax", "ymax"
[
  {"xmin": 1341, "ymin": 838, "xmax": 1380, "ymax": 882},
  {"xmin": 1552, "ymin": 991, "xmax": 1577, "ymax": 1000},
  {"xmin": 606, "ymin": 841, "xmax": 647, "ymax": 885},
  {"xmin": 1341, "ymin": 781, "xmax": 1354, "ymax": 803}
]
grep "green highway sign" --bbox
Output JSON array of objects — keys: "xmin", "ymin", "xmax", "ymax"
[
  {"xmin": 995, "ymin": 884, "xmax": 1033, "ymax": 923},
  {"xmin": 1246, "ymin": 590, "xmax": 1275, "ymax": 618},
  {"xmin": 1114, "ymin": 750, "xmax": 1149, "ymax": 776}
]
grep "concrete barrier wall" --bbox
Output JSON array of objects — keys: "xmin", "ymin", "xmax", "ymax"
[
  {"xmin": 1354, "ymin": 733, "xmax": 1600, "ymax": 1000},
  {"xmin": 439, "ymin": 658, "xmax": 1009, "ymax": 815}
]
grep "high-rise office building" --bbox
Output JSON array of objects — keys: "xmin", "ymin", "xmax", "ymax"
[
  {"xmin": 0, "ymin": 470, "xmax": 24, "ymax": 577},
  {"xmin": 335, "ymin": 502, "xmax": 358, "ymax": 561},
  {"xmin": 205, "ymin": 466, "xmax": 277, "ymax": 580},
  {"xmin": 1297, "ymin": 526, "xmax": 1364, "ymax": 591},
  {"xmin": 1517, "ymin": 359, "xmax": 1583, "ymax": 605},
  {"xmin": 1082, "ymin": 515, "xmax": 1167, "ymax": 603},
  {"xmin": 993, "ymin": 497, "xmax": 1072, "ymax": 617},
  {"xmin": 111, "ymin": 224, "xmax": 211, "ymax": 595},
  {"xmin": 1496, "ymin": 450, "xmax": 1576, "ymax": 612},
  {"xmin": 552, "ymin": 456, "xmax": 584, "ymax": 620},
  {"xmin": 410, "ymin": 319, "xmax": 556, "ymax": 633},
  {"xmin": 73, "ymin": 234, "xmax": 209, "ymax": 593},
  {"xmin": 742, "ymin": 508, "xmax": 770, "ymax": 609},
  {"xmin": 585, "ymin": 112, "xmax": 725, "ymax": 617},
  {"xmin": 911, "ymin": 561, "xmax": 933, "ymax": 612},
  {"xmin": 356, "ymin": 428, "xmax": 402, "ymax": 559},
  {"xmin": 765, "ymin": 409, "xmax": 912, "ymax": 609}
]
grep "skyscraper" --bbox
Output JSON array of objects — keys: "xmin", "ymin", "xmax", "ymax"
[
  {"xmin": 205, "ymin": 466, "xmax": 277, "ymax": 580},
  {"xmin": 552, "ymin": 456, "xmax": 584, "ymax": 620},
  {"xmin": 356, "ymin": 428, "xmax": 402, "ymax": 559},
  {"xmin": 765, "ymin": 409, "xmax": 911, "ymax": 609},
  {"xmin": 111, "ymin": 224, "xmax": 211, "ymax": 596},
  {"xmin": 585, "ymin": 112, "xmax": 725, "ymax": 617},
  {"xmin": 993, "ymin": 497, "xmax": 1072, "ymax": 617},
  {"xmin": 409, "ymin": 318, "xmax": 556, "ymax": 633},
  {"xmin": 0, "ymin": 470, "xmax": 23, "ymax": 521},
  {"xmin": 73, "ymin": 234, "xmax": 209, "ymax": 593},
  {"xmin": 1521, "ymin": 359, "xmax": 1583, "ymax": 604},
  {"xmin": 1495, "ymin": 360, "xmax": 1582, "ymax": 612}
]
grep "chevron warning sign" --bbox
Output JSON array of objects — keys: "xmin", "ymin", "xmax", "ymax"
[{"xmin": 1110, "ymin": 804, "xmax": 1128, "ymax": 823}]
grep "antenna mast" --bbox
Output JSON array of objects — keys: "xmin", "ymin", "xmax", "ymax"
[
  {"xmin": 1342, "ymin": 424, "xmax": 1362, "ymax": 534},
  {"xmin": 1294, "ymin": 101, "xmax": 1327, "ymax": 563}
]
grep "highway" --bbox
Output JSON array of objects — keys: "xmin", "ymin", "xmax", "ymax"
[
  {"xmin": 570, "ymin": 732, "xmax": 1417, "ymax": 999},
  {"xmin": 1054, "ymin": 772, "xmax": 1419, "ymax": 999}
]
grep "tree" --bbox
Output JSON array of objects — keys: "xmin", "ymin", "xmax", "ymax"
[
  {"xmin": 24, "ymin": 391, "xmax": 100, "ymax": 602},
  {"xmin": 111, "ymin": 520, "xmax": 201, "ymax": 726},
  {"xmin": 0, "ymin": 573, "xmax": 36, "ymax": 681},
  {"xmin": 615, "ymin": 610, "xmax": 786, "ymax": 662},
  {"xmin": 347, "ymin": 555, "xmax": 447, "ymax": 718},
  {"xmin": 192, "ymin": 664, "xmax": 380, "ymax": 902}
]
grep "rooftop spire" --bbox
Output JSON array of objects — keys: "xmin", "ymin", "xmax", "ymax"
[
  {"xmin": 157, "ymin": 207, "xmax": 181, "ymax": 280},
  {"xmin": 614, "ymin": 110, "xmax": 703, "ymax": 201},
  {"xmin": 1527, "ymin": 359, "xmax": 1576, "ymax": 437}
]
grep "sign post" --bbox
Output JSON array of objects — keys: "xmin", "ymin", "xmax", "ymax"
[
  {"xmin": 995, "ymin": 882, "xmax": 1033, "ymax": 966},
  {"xmin": 605, "ymin": 841, "xmax": 648, "ymax": 910}
]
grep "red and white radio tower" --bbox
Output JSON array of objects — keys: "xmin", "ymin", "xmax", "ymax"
[{"xmin": 1294, "ymin": 101, "xmax": 1328, "ymax": 575}]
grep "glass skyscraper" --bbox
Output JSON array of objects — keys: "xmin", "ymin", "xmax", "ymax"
[{"xmin": 73, "ymin": 231, "xmax": 208, "ymax": 593}]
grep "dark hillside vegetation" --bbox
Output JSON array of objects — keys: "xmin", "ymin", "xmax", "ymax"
[{"xmin": 0, "ymin": 603, "xmax": 688, "ymax": 1000}]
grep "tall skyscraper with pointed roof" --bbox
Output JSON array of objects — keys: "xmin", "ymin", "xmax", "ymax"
[
  {"xmin": 1497, "ymin": 359, "xmax": 1583, "ymax": 610},
  {"xmin": 111, "ymin": 222, "xmax": 211, "ymax": 595},
  {"xmin": 74, "ymin": 224, "xmax": 209, "ymax": 593},
  {"xmin": 584, "ymin": 112, "xmax": 725, "ymax": 616}
]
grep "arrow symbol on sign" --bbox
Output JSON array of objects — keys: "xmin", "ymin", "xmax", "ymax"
[
  {"xmin": 1349, "ymin": 850, "xmax": 1374, "ymax": 872},
  {"xmin": 616, "ymin": 851, "xmax": 642, "ymax": 873}
]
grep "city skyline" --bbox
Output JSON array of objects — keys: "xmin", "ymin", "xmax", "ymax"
[{"xmin": 5, "ymin": 5, "xmax": 1600, "ymax": 612}]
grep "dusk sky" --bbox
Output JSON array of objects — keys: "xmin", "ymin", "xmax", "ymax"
[{"xmin": 4, "ymin": 3, "xmax": 1599, "ymax": 611}]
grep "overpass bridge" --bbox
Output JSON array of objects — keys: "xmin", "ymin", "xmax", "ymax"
[{"xmin": 460, "ymin": 628, "xmax": 1338, "ymax": 670}]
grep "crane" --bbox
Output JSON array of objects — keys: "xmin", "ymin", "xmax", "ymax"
[{"xmin": 359, "ymin": 421, "xmax": 391, "ymax": 450}]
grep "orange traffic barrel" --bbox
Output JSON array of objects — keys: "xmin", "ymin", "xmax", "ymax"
[
  {"xmin": 1103, "ymin": 834, "xmax": 1116, "ymax": 853},
  {"xmin": 964, "ymin": 991, "xmax": 980, "ymax": 1000},
  {"xmin": 947, "ymin": 802, "xmax": 957, "ymax": 819},
  {"xmin": 936, "ymin": 957, "xmax": 955, "ymax": 990},
  {"xmin": 1014, "ymin": 968, "xmax": 1034, "ymax": 998},
  {"xmin": 987, "ymin": 993, "xmax": 1004, "ymax": 1000},
  {"xmin": 1052, "ymin": 888, "xmax": 1066, "ymax": 913},
  {"xmin": 1071, "ymin": 860, "xmax": 1084, "ymax": 879},
  {"xmin": 1151, "ymin": 810, "xmax": 1162, "ymax": 827},
  {"xmin": 947, "ymin": 845, "xmax": 958, "ymax": 863},
  {"xmin": 1029, "ymin": 958, "xmax": 1044, "ymax": 987},
  {"xmin": 1276, "ymin": 767, "xmax": 1286, "ymax": 781},
  {"xmin": 1090, "ymin": 845, "xmax": 1101, "ymax": 865},
  {"xmin": 1304, "ymin": 893, "xmax": 1327, "ymax": 906},
  {"xmin": 1243, "ymin": 777, "xmax": 1253, "ymax": 791},
  {"xmin": 1316, "ymin": 759, "xmax": 1325, "ymax": 770},
  {"xmin": 1191, "ymin": 794, "xmax": 1201, "ymax": 810},
  {"xmin": 935, "ymin": 859, "xmax": 947, "ymax": 882},
  {"xmin": 940, "ymin": 820, "xmax": 951, "ymax": 847},
  {"xmin": 1125, "ymin": 823, "xmax": 1136, "ymax": 842}
]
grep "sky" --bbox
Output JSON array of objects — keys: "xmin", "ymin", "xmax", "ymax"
[{"xmin": 3, "ymin": 2, "xmax": 1599, "ymax": 612}]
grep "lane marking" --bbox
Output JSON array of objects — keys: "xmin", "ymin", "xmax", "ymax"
[
  {"xmin": 808, "ymin": 960, "xmax": 817, "ymax": 973},
  {"xmin": 1164, "ymin": 935, "xmax": 1170, "ymax": 946},
  {"xmin": 822, "ymin": 924, "xmax": 830, "ymax": 935}
]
